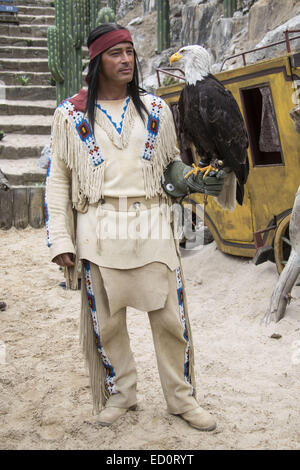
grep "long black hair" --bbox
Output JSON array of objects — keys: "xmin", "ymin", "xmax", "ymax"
[{"xmin": 86, "ymin": 23, "xmax": 148, "ymax": 133}]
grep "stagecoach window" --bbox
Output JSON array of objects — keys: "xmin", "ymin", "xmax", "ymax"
[{"xmin": 241, "ymin": 85, "xmax": 283, "ymax": 166}]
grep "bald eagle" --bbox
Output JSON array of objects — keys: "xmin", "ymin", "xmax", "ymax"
[{"xmin": 170, "ymin": 45, "xmax": 249, "ymax": 206}]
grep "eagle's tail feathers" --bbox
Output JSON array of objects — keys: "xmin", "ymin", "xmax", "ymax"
[{"xmin": 236, "ymin": 183, "xmax": 244, "ymax": 205}]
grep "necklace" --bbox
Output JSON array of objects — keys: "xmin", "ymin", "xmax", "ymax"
[{"xmin": 96, "ymin": 97, "xmax": 130, "ymax": 135}]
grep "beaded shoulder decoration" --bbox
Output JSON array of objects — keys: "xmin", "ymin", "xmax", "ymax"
[
  {"xmin": 58, "ymin": 94, "xmax": 164, "ymax": 167},
  {"xmin": 58, "ymin": 99, "xmax": 105, "ymax": 168}
]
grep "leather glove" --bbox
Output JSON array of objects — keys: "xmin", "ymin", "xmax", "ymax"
[
  {"xmin": 162, "ymin": 160, "xmax": 225, "ymax": 198},
  {"xmin": 186, "ymin": 168, "xmax": 226, "ymax": 197}
]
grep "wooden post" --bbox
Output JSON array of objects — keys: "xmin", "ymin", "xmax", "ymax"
[
  {"xmin": 263, "ymin": 186, "xmax": 300, "ymax": 323},
  {"xmin": 0, "ymin": 189, "xmax": 13, "ymax": 229},
  {"xmin": 29, "ymin": 187, "xmax": 45, "ymax": 228},
  {"xmin": 13, "ymin": 187, "xmax": 28, "ymax": 229}
]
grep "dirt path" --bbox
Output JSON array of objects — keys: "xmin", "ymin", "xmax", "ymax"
[{"xmin": 0, "ymin": 227, "xmax": 299, "ymax": 450}]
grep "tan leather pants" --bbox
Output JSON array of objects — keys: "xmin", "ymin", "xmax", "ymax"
[{"xmin": 82, "ymin": 260, "xmax": 199, "ymax": 415}]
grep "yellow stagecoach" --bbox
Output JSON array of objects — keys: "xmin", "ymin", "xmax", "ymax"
[{"xmin": 156, "ymin": 30, "xmax": 300, "ymax": 273}]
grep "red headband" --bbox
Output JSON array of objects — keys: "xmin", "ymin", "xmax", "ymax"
[{"xmin": 89, "ymin": 29, "xmax": 133, "ymax": 61}]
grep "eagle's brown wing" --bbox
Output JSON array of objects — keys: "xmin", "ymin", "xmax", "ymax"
[{"xmin": 179, "ymin": 74, "xmax": 249, "ymax": 205}]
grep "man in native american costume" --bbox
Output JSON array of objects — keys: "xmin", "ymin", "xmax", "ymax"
[{"xmin": 45, "ymin": 24, "xmax": 227, "ymax": 431}]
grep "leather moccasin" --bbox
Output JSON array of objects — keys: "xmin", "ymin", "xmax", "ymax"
[
  {"xmin": 180, "ymin": 407, "xmax": 216, "ymax": 432},
  {"xmin": 95, "ymin": 405, "xmax": 137, "ymax": 426}
]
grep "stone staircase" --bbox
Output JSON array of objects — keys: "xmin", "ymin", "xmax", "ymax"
[{"xmin": 0, "ymin": 0, "xmax": 56, "ymax": 229}]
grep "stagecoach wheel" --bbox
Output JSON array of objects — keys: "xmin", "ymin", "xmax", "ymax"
[{"xmin": 274, "ymin": 214, "xmax": 292, "ymax": 274}]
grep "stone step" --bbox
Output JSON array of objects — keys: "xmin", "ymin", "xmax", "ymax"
[
  {"xmin": 3, "ymin": 85, "xmax": 56, "ymax": 100},
  {"xmin": 0, "ymin": 3, "xmax": 19, "ymax": 24},
  {"xmin": 0, "ymin": 35, "xmax": 47, "ymax": 47},
  {"xmin": 14, "ymin": 0, "xmax": 54, "ymax": 5},
  {"xmin": 0, "ymin": 14, "xmax": 19, "ymax": 25},
  {"xmin": 0, "ymin": 58, "xmax": 49, "ymax": 72},
  {"xmin": 0, "ymin": 71, "xmax": 52, "ymax": 86},
  {"xmin": 17, "ymin": 14, "xmax": 55, "ymax": 25},
  {"xmin": 17, "ymin": 6, "xmax": 55, "ymax": 16},
  {"xmin": 0, "ymin": 133, "xmax": 51, "ymax": 159},
  {"xmin": 0, "ymin": 114, "xmax": 53, "ymax": 135},
  {"xmin": 0, "ymin": 99, "xmax": 56, "ymax": 115},
  {"xmin": 0, "ymin": 45, "xmax": 49, "ymax": 58},
  {"xmin": 0, "ymin": 158, "xmax": 47, "ymax": 185},
  {"xmin": 0, "ymin": 23, "xmax": 48, "ymax": 37}
]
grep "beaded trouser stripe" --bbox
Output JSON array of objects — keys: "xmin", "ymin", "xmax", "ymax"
[
  {"xmin": 175, "ymin": 267, "xmax": 194, "ymax": 396},
  {"xmin": 44, "ymin": 156, "xmax": 52, "ymax": 248},
  {"xmin": 82, "ymin": 260, "xmax": 117, "ymax": 396}
]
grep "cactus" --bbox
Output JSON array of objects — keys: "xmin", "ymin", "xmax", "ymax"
[
  {"xmin": 96, "ymin": 6, "xmax": 116, "ymax": 25},
  {"xmin": 157, "ymin": 0, "xmax": 170, "ymax": 53},
  {"xmin": 89, "ymin": 0, "xmax": 102, "ymax": 32},
  {"xmin": 223, "ymin": 0, "xmax": 237, "ymax": 18},
  {"xmin": 48, "ymin": 0, "xmax": 89, "ymax": 105},
  {"xmin": 108, "ymin": 0, "xmax": 117, "ymax": 14}
]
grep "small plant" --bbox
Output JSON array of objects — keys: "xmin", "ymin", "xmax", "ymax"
[
  {"xmin": 48, "ymin": 76, "xmax": 56, "ymax": 86},
  {"xmin": 163, "ymin": 76, "xmax": 179, "ymax": 87},
  {"xmin": 26, "ymin": 39, "xmax": 33, "ymax": 47},
  {"xmin": 82, "ymin": 59, "xmax": 88, "ymax": 71},
  {"xmin": 16, "ymin": 75, "xmax": 30, "ymax": 86},
  {"xmin": 0, "ymin": 130, "xmax": 5, "ymax": 141}
]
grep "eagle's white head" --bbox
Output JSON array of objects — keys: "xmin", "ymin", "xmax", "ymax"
[{"xmin": 169, "ymin": 45, "xmax": 212, "ymax": 85}]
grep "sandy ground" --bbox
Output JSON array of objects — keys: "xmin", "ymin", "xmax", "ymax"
[{"xmin": 0, "ymin": 226, "xmax": 299, "ymax": 450}]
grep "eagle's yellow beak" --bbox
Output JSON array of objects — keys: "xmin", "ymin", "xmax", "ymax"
[{"xmin": 169, "ymin": 52, "xmax": 183, "ymax": 65}]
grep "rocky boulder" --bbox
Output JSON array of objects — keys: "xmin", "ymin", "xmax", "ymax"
[
  {"xmin": 248, "ymin": 0, "xmax": 300, "ymax": 45},
  {"xmin": 249, "ymin": 15, "xmax": 300, "ymax": 63},
  {"xmin": 117, "ymin": 0, "xmax": 140, "ymax": 19},
  {"xmin": 142, "ymin": 0, "xmax": 156, "ymax": 15},
  {"xmin": 181, "ymin": 0, "xmax": 222, "ymax": 47}
]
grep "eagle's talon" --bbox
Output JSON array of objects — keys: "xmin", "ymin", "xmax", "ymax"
[
  {"xmin": 185, "ymin": 163, "xmax": 219, "ymax": 180},
  {"xmin": 200, "ymin": 165, "xmax": 219, "ymax": 178},
  {"xmin": 184, "ymin": 163, "xmax": 202, "ymax": 179}
]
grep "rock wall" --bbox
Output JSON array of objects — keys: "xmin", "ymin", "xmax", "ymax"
[
  {"xmin": 117, "ymin": 0, "xmax": 140, "ymax": 18},
  {"xmin": 248, "ymin": 0, "xmax": 300, "ymax": 45},
  {"xmin": 116, "ymin": 0, "xmax": 300, "ymax": 91},
  {"xmin": 179, "ymin": 0, "xmax": 300, "ymax": 66},
  {"xmin": 142, "ymin": 0, "xmax": 156, "ymax": 15},
  {"xmin": 249, "ymin": 15, "xmax": 300, "ymax": 64},
  {"xmin": 181, "ymin": 1, "xmax": 221, "ymax": 49}
]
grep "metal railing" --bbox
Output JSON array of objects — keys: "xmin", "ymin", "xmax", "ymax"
[
  {"xmin": 156, "ymin": 30, "xmax": 300, "ymax": 87},
  {"xmin": 156, "ymin": 67, "xmax": 185, "ymax": 88},
  {"xmin": 220, "ymin": 29, "xmax": 300, "ymax": 71}
]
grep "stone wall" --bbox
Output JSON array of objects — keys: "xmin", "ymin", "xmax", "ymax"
[
  {"xmin": 117, "ymin": 0, "xmax": 140, "ymax": 18},
  {"xmin": 117, "ymin": 0, "xmax": 300, "ymax": 90},
  {"xmin": 180, "ymin": 0, "xmax": 250, "ymax": 62},
  {"xmin": 248, "ymin": 0, "xmax": 300, "ymax": 45},
  {"xmin": 142, "ymin": 0, "xmax": 156, "ymax": 15}
]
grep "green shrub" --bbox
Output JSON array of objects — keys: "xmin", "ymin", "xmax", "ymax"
[
  {"xmin": 16, "ymin": 75, "xmax": 30, "ymax": 86},
  {"xmin": 163, "ymin": 76, "xmax": 179, "ymax": 87}
]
